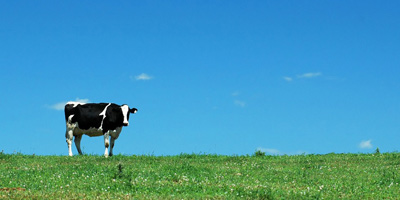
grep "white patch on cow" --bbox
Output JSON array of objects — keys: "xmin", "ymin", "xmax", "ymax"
[
  {"xmin": 66, "ymin": 101, "xmax": 87, "ymax": 107},
  {"xmin": 99, "ymin": 103, "xmax": 111, "ymax": 129},
  {"xmin": 68, "ymin": 115, "xmax": 74, "ymax": 123},
  {"xmin": 121, "ymin": 105, "xmax": 130, "ymax": 125}
]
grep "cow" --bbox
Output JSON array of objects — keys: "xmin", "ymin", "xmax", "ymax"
[{"xmin": 64, "ymin": 102, "xmax": 137, "ymax": 157}]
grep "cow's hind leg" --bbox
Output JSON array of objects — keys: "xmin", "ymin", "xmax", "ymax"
[
  {"xmin": 103, "ymin": 132, "xmax": 110, "ymax": 157},
  {"xmin": 74, "ymin": 135, "xmax": 83, "ymax": 155},
  {"xmin": 65, "ymin": 129, "xmax": 74, "ymax": 156}
]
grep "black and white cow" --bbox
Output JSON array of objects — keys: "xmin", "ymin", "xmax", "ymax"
[{"xmin": 64, "ymin": 102, "xmax": 137, "ymax": 157}]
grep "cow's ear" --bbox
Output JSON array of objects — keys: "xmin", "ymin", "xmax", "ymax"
[{"xmin": 130, "ymin": 108, "xmax": 138, "ymax": 114}]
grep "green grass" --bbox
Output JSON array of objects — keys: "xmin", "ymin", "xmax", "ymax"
[{"xmin": 1, "ymin": 152, "xmax": 400, "ymax": 199}]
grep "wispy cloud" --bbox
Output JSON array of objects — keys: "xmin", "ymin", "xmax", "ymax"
[
  {"xmin": 232, "ymin": 91, "xmax": 246, "ymax": 107},
  {"xmin": 257, "ymin": 147, "xmax": 281, "ymax": 155},
  {"xmin": 49, "ymin": 102, "xmax": 66, "ymax": 111},
  {"xmin": 231, "ymin": 91, "xmax": 240, "ymax": 96},
  {"xmin": 283, "ymin": 76, "xmax": 293, "ymax": 82},
  {"xmin": 234, "ymin": 100, "xmax": 246, "ymax": 107},
  {"xmin": 359, "ymin": 140, "xmax": 373, "ymax": 149},
  {"xmin": 283, "ymin": 72, "xmax": 322, "ymax": 82},
  {"xmin": 73, "ymin": 98, "xmax": 90, "ymax": 104},
  {"xmin": 132, "ymin": 73, "xmax": 153, "ymax": 81},
  {"xmin": 297, "ymin": 72, "xmax": 322, "ymax": 79},
  {"xmin": 48, "ymin": 98, "xmax": 90, "ymax": 111}
]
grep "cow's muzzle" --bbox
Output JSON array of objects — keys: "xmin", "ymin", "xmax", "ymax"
[{"xmin": 123, "ymin": 122, "xmax": 129, "ymax": 126}]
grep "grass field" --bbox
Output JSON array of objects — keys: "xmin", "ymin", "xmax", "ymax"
[{"xmin": 1, "ymin": 152, "xmax": 400, "ymax": 199}]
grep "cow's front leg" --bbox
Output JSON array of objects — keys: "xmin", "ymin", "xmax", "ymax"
[
  {"xmin": 65, "ymin": 129, "xmax": 74, "ymax": 156},
  {"xmin": 109, "ymin": 137, "xmax": 116, "ymax": 157},
  {"xmin": 103, "ymin": 132, "xmax": 110, "ymax": 157},
  {"xmin": 74, "ymin": 135, "xmax": 83, "ymax": 155}
]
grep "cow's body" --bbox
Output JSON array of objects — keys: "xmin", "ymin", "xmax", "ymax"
[{"xmin": 64, "ymin": 102, "xmax": 137, "ymax": 157}]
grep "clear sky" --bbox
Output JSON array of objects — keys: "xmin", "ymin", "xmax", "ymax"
[{"xmin": 1, "ymin": 1, "xmax": 399, "ymax": 156}]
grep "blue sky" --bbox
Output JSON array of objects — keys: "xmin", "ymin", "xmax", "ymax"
[{"xmin": 1, "ymin": 1, "xmax": 399, "ymax": 156}]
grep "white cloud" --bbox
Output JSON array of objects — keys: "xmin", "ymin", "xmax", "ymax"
[
  {"xmin": 48, "ymin": 98, "xmax": 90, "ymax": 111},
  {"xmin": 257, "ymin": 147, "xmax": 281, "ymax": 155},
  {"xmin": 133, "ymin": 73, "xmax": 153, "ymax": 81},
  {"xmin": 297, "ymin": 72, "xmax": 322, "ymax": 79},
  {"xmin": 283, "ymin": 76, "xmax": 293, "ymax": 82},
  {"xmin": 234, "ymin": 100, "xmax": 246, "ymax": 107},
  {"xmin": 232, "ymin": 91, "xmax": 240, "ymax": 96},
  {"xmin": 74, "ymin": 98, "xmax": 90, "ymax": 104},
  {"xmin": 49, "ymin": 102, "xmax": 66, "ymax": 111},
  {"xmin": 283, "ymin": 72, "xmax": 322, "ymax": 82},
  {"xmin": 232, "ymin": 92, "xmax": 246, "ymax": 107},
  {"xmin": 359, "ymin": 140, "xmax": 373, "ymax": 149}
]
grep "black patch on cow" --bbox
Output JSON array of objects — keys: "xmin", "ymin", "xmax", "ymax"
[
  {"xmin": 64, "ymin": 104, "xmax": 76, "ymax": 122},
  {"xmin": 65, "ymin": 103, "xmax": 109, "ymax": 130},
  {"xmin": 103, "ymin": 104, "xmax": 125, "ymax": 132}
]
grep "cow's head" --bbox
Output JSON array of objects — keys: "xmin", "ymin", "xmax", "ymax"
[{"xmin": 121, "ymin": 105, "xmax": 138, "ymax": 126}]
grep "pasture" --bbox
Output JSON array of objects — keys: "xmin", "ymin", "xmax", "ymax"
[{"xmin": 1, "ymin": 152, "xmax": 400, "ymax": 199}]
